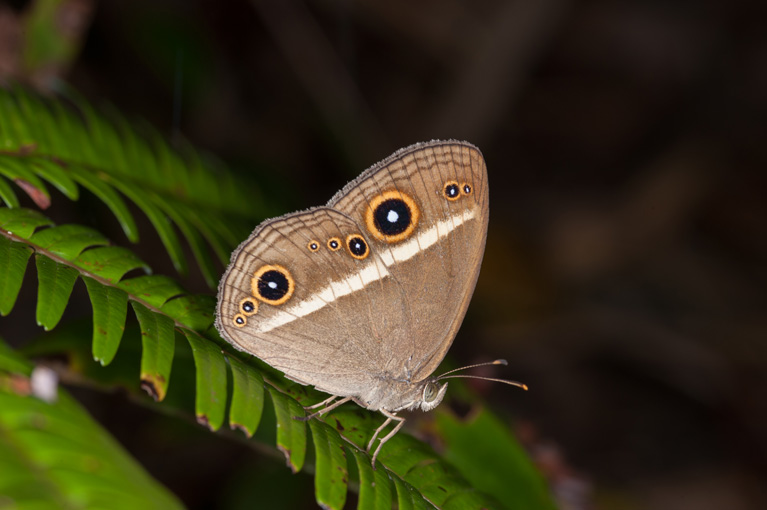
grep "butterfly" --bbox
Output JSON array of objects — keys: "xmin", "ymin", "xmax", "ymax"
[{"xmin": 216, "ymin": 140, "xmax": 524, "ymax": 466}]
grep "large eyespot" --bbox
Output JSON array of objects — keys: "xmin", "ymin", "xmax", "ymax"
[
  {"xmin": 327, "ymin": 237, "xmax": 342, "ymax": 251},
  {"xmin": 251, "ymin": 264, "xmax": 295, "ymax": 305},
  {"xmin": 239, "ymin": 297, "xmax": 258, "ymax": 316},
  {"xmin": 423, "ymin": 382, "xmax": 439, "ymax": 403},
  {"xmin": 461, "ymin": 183, "xmax": 473, "ymax": 195},
  {"xmin": 233, "ymin": 313, "xmax": 247, "ymax": 327},
  {"xmin": 307, "ymin": 240, "xmax": 320, "ymax": 252},
  {"xmin": 443, "ymin": 180, "xmax": 460, "ymax": 201},
  {"xmin": 365, "ymin": 190, "xmax": 420, "ymax": 243},
  {"xmin": 345, "ymin": 234, "xmax": 369, "ymax": 260}
]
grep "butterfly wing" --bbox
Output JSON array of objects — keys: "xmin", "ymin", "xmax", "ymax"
[
  {"xmin": 216, "ymin": 207, "xmax": 412, "ymax": 397},
  {"xmin": 216, "ymin": 140, "xmax": 488, "ymax": 403},
  {"xmin": 328, "ymin": 141, "xmax": 489, "ymax": 382}
]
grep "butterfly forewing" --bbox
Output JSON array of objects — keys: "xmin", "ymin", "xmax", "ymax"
[{"xmin": 328, "ymin": 141, "xmax": 489, "ymax": 382}]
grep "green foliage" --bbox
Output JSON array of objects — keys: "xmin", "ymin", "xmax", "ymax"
[
  {"xmin": 437, "ymin": 410, "xmax": 557, "ymax": 510},
  {"xmin": 0, "ymin": 339, "xmax": 183, "ymax": 510},
  {"xmin": 0, "ymin": 237, "xmax": 32, "ymax": 315},
  {"xmin": 0, "ymin": 87, "xmax": 554, "ymax": 509},
  {"xmin": 0, "ymin": 86, "xmax": 254, "ymax": 287}
]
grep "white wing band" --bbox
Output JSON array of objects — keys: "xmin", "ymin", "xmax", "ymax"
[{"xmin": 254, "ymin": 208, "xmax": 477, "ymax": 333}]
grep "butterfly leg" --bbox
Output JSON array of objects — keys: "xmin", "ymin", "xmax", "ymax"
[
  {"xmin": 295, "ymin": 395, "xmax": 352, "ymax": 421},
  {"xmin": 369, "ymin": 410, "xmax": 405, "ymax": 468},
  {"xmin": 304, "ymin": 395, "xmax": 338, "ymax": 411},
  {"xmin": 366, "ymin": 416, "xmax": 392, "ymax": 452}
]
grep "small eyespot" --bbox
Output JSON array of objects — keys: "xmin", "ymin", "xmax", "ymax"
[
  {"xmin": 365, "ymin": 190, "xmax": 420, "ymax": 243},
  {"xmin": 461, "ymin": 183, "xmax": 472, "ymax": 195},
  {"xmin": 307, "ymin": 240, "xmax": 320, "ymax": 252},
  {"xmin": 443, "ymin": 181, "xmax": 460, "ymax": 201},
  {"xmin": 346, "ymin": 234, "xmax": 369, "ymax": 260},
  {"xmin": 251, "ymin": 264, "xmax": 295, "ymax": 305},
  {"xmin": 239, "ymin": 298, "xmax": 258, "ymax": 316},
  {"xmin": 327, "ymin": 237, "xmax": 342, "ymax": 251},
  {"xmin": 234, "ymin": 314, "xmax": 247, "ymax": 327}
]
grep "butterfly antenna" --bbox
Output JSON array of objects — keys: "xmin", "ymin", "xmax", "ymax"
[
  {"xmin": 437, "ymin": 359, "xmax": 508, "ymax": 378},
  {"xmin": 436, "ymin": 360, "xmax": 527, "ymax": 390},
  {"xmin": 437, "ymin": 374, "xmax": 528, "ymax": 390}
]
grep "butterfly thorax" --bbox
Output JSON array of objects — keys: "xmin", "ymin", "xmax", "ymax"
[{"xmin": 355, "ymin": 377, "xmax": 448, "ymax": 413}]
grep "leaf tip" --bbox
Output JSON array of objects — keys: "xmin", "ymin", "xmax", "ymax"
[
  {"xmin": 196, "ymin": 413, "xmax": 216, "ymax": 431},
  {"xmin": 140, "ymin": 376, "xmax": 166, "ymax": 401},
  {"xmin": 14, "ymin": 179, "xmax": 51, "ymax": 209},
  {"xmin": 277, "ymin": 445, "xmax": 298, "ymax": 474},
  {"xmin": 229, "ymin": 421, "xmax": 254, "ymax": 438}
]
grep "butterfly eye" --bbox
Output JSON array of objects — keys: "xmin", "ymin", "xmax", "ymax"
[
  {"xmin": 251, "ymin": 264, "xmax": 295, "ymax": 305},
  {"xmin": 365, "ymin": 190, "xmax": 420, "ymax": 243},
  {"xmin": 307, "ymin": 240, "xmax": 320, "ymax": 252},
  {"xmin": 461, "ymin": 183, "xmax": 472, "ymax": 195},
  {"xmin": 233, "ymin": 314, "xmax": 247, "ymax": 327},
  {"xmin": 423, "ymin": 382, "xmax": 438, "ymax": 402},
  {"xmin": 443, "ymin": 181, "xmax": 460, "ymax": 201}
]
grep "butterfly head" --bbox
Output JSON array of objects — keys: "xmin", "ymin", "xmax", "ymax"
[
  {"xmin": 397, "ymin": 359, "xmax": 527, "ymax": 413},
  {"xmin": 418, "ymin": 380, "xmax": 448, "ymax": 412},
  {"xmin": 389, "ymin": 378, "xmax": 448, "ymax": 413}
]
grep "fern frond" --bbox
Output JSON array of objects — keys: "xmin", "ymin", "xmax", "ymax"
[
  {"xmin": 0, "ymin": 237, "xmax": 32, "ymax": 315},
  {"xmin": 185, "ymin": 331, "xmax": 228, "ymax": 431},
  {"xmin": 226, "ymin": 353, "xmax": 264, "ymax": 436},
  {"xmin": 82, "ymin": 276, "xmax": 128, "ymax": 365},
  {"xmin": 0, "ymin": 86, "xmax": 263, "ymax": 288},
  {"xmin": 1, "ymin": 205, "xmax": 529, "ymax": 509},
  {"xmin": 308, "ymin": 419, "xmax": 349, "ymax": 507},
  {"xmin": 0, "ymin": 84, "xmax": 554, "ymax": 508}
]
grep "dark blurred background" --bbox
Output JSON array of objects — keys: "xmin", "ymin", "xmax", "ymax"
[{"xmin": 1, "ymin": 0, "xmax": 766, "ymax": 509}]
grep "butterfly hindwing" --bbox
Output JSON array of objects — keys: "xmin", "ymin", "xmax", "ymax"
[{"xmin": 216, "ymin": 207, "xmax": 410, "ymax": 396}]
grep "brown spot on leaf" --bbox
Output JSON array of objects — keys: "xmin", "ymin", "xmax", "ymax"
[
  {"xmin": 18, "ymin": 144, "xmax": 37, "ymax": 155},
  {"xmin": 230, "ymin": 422, "xmax": 254, "ymax": 438},
  {"xmin": 334, "ymin": 418, "xmax": 345, "ymax": 431},
  {"xmin": 277, "ymin": 445, "xmax": 298, "ymax": 473},
  {"xmin": 196, "ymin": 413, "xmax": 213, "ymax": 430},
  {"xmin": 140, "ymin": 374, "xmax": 166, "ymax": 401},
  {"xmin": 15, "ymin": 179, "xmax": 51, "ymax": 209},
  {"xmin": 3, "ymin": 373, "xmax": 32, "ymax": 396},
  {"xmin": 30, "ymin": 413, "xmax": 47, "ymax": 429},
  {"xmin": 140, "ymin": 380, "xmax": 159, "ymax": 400},
  {"xmin": 83, "ymin": 456, "xmax": 101, "ymax": 473}
]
